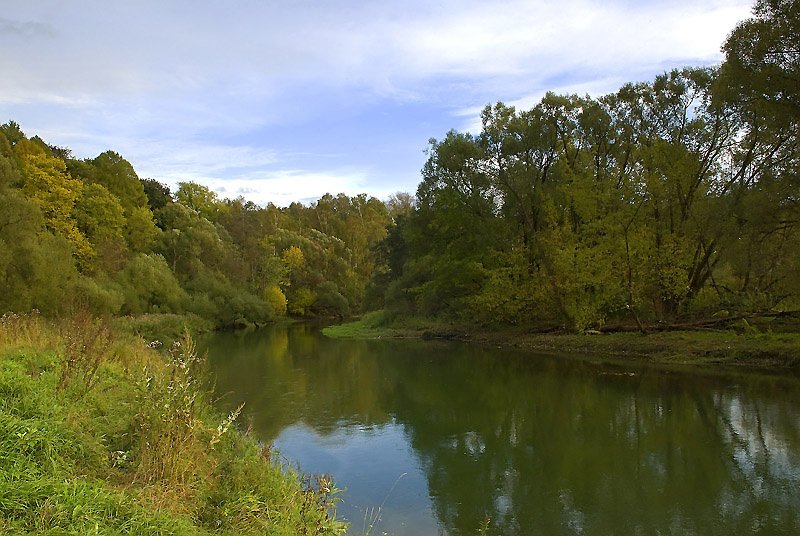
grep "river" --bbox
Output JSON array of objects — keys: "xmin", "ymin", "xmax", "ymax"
[{"xmin": 200, "ymin": 322, "xmax": 800, "ymax": 535}]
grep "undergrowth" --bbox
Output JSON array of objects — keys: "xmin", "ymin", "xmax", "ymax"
[{"xmin": 0, "ymin": 311, "xmax": 345, "ymax": 535}]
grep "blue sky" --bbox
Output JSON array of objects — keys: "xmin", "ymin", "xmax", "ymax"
[{"xmin": 2, "ymin": 0, "xmax": 753, "ymax": 206}]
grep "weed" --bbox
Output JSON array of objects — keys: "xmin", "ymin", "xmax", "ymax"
[
  {"xmin": 209, "ymin": 402, "xmax": 245, "ymax": 450},
  {"xmin": 298, "ymin": 473, "xmax": 344, "ymax": 535},
  {"xmin": 56, "ymin": 309, "xmax": 113, "ymax": 394},
  {"xmin": 0, "ymin": 310, "xmax": 53, "ymax": 350},
  {"xmin": 362, "ymin": 472, "xmax": 406, "ymax": 536},
  {"xmin": 135, "ymin": 329, "xmax": 209, "ymax": 487}
]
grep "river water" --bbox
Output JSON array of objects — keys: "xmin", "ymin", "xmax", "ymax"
[{"xmin": 201, "ymin": 322, "xmax": 800, "ymax": 535}]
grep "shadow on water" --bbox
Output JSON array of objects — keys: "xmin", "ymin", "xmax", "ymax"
[{"xmin": 201, "ymin": 323, "xmax": 800, "ymax": 535}]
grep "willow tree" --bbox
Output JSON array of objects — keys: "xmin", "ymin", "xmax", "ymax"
[{"xmin": 714, "ymin": 0, "xmax": 800, "ymax": 311}]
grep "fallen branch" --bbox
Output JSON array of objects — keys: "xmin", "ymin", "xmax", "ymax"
[{"xmin": 597, "ymin": 310, "xmax": 800, "ymax": 334}]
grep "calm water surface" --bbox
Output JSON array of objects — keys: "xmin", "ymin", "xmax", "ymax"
[{"xmin": 201, "ymin": 323, "xmax": 800, "ymax": 535}]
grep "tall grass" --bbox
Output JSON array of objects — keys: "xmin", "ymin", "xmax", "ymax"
[
  {"xmin": 0, "ymin": 312, "xmax": 346, "ymax": 535},
  {"xmin": 56, "ymin": 309, "xmax": 113, "ymax": 394}
]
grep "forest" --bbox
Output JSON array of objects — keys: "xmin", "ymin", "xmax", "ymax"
[
  {"xmin": 0, "ymin": 123, "xmax": 406, "ymax": 328},
  {"xmin": 1, "ymin": 0, "xmax": 798, "ymax": 334},
  {"xmin": 364, "ymin": 0, "xmax": 800, "ymax": 332}
]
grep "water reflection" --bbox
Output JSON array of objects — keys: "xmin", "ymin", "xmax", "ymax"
[{"xmin": 202, "ymin": 323, "xmax": 800, "ymax": 535}]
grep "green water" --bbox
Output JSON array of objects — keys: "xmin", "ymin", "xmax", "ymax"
[{"xmin": 201, "ymin": 322, "xmax": 800, "ymax": 535}]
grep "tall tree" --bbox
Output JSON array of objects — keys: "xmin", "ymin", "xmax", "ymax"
[{"xmin": 14, "ymin": 138, "xmax": 92, "ymax": 267}]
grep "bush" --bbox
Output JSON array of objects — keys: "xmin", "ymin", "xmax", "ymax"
[
  {"xmin": 288, "ymin": 287, "xmax": 317, "ymax": 316},
  {"xmin": 263, "ymin": 286, "xmax": 288, "ymax": 316},
  {"xmin": 116, "ymin": 253, "xmax": 187, "ymax": 315},
  {"xmin": 312, "ymin": 281, "xmax": 350, "ymax": 316},
  {"xmin": 73, "ymin": 274, "xmax": 124, "ymax": 316},
  {"xmin": 185, "ymin": 268, "xmax": 273, "ymax": 328}
]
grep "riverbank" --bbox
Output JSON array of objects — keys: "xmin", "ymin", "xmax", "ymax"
[
  {"xmin": 0, "ymin": 311, "xmax": 345, "ymax": 535},
  {"xmin": 323, "ymin": 313, "xmax": 800, "ymax": 368}
]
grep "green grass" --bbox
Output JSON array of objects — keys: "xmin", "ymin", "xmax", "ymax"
[
  {"xmin": 0, "ymin": 311, "xmax": 346, "ymax": 535},
  {"xmin": 322, "ymin": 311, "xmax": 457, "ymax": 340}
]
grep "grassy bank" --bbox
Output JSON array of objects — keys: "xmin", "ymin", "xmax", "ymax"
[
  {"xmin": 111, "ymin": 313, "xmax": 216, "ymax": 344},
  {"xmin": 0, "ymin": 311, "xmax": 345, "ymax": 535},
  {"xmin": 324, "ymin": 312, "xmax": 800, "ymax": 368}
]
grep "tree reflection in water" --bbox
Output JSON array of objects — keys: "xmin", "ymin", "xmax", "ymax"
[{"xmin": 203, "ymin": 324, "xmax": 800, "ymax": 535}]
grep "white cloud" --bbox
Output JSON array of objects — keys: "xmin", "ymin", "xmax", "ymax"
[
  {"xmin": 1, "ymin": 0, "xmax": 755, "ymax": 205},
  {"xmin": 2, "ymin": 1, "xmax": 751, "ymax": 99},
  {"xmin": 187, "ymin": 169, "xmax": 373, "ymax": 207}
]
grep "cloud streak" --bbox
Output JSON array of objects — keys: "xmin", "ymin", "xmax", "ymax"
[{"xmin": 2, "ymin": 0, "xmax": 754, "ymax": 205}]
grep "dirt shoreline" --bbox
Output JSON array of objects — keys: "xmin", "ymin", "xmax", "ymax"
[{"xmin": 323, "ymin": 321, "xmax": 800, "ymax": 369}]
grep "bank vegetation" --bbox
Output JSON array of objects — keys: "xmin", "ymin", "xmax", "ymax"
[{"xmin": 0, "ymin": 311, "xmax": 345, "ymax": 534}]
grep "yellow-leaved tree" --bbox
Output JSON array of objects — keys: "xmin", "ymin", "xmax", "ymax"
[{"xmin": 14, "ymin": 138, "xmax": 93, "ymax": 268}]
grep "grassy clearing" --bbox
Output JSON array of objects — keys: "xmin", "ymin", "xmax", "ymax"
[
  {"xmin": 324, "ymin": 311, "xmax": 800, "ymax": 368},
  {"xmin": 322, "ymin": 311, "xmax": 457, "ymax": 340},
  {"xmin": 0, "ymin": 311, "xmax": 345, "ymax": 535}
]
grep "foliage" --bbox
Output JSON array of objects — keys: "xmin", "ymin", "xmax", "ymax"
[
  {"xmin": 362, "ymin": 7, "xmax": 800, "ymax": 331},
  {"xmin": 75, "ymin": 182, "xmax": 126, "ymax": 243},
  {"xmin": 111, "ymin": 313, "xmax": 214, "ymax": 344},
  {"xmin": 1, "ymin": 119, "xmax": 397, "ymax": 327},
  {"xmin": 264, "ymin": 286, "xmax": 289, "ymax": 316},
  {"xmin": 1, "ymin": 4, "xmax": 798, "ymax": 333},
  {"xmin": 289, "ymin": 288, "xmax": 318, "ymax": 316},
  {"xmin": 0, "ymin": 313, "xmax": 345, "ymax": 535},
  {"xmin": 115, "ymin": 253, "xmax": 187, "ymax": 315},
  {"xmin": 175, "ymin": 181, "xmax": 224, "ymax": 222},
  {"xmin": 184, "ymin": 266, "xmax": 274, "ymax": 328},
  {"xmin": 15, "ymin": 139, "xmax": 93, "ymax": 267}
]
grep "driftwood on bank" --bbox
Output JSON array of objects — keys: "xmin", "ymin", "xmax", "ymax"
[{"xmin": 596, "ymin": 310, "xmax": 800, "ymax": 334}]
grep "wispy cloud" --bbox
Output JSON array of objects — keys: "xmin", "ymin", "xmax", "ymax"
[
  {"xmin": 0, "ymin": 16, "xmax": 56, "ymax": 38},
  {"xmin": 195, "ymin": 168, "xmax": 373, "ymax": 207},
  {"xmin": 1, "ymin": 0, "xmax": 754, "ymax": 205}
]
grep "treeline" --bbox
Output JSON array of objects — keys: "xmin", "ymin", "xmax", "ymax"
[
  {"xmin": 4, "ymin": 1, "xmax": 797, "ymax": 334},
  {"xmin": 364, "ymin": 0, "xmax": 800, "ymax": 331},
  {"xmin": 0, "ymin": 126, "xmax": 403, "ymax": 327}
]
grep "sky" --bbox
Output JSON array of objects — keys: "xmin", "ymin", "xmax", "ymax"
[{"xmin": 2, "ymin": 0, "xmax": 754, "ymax": 207}]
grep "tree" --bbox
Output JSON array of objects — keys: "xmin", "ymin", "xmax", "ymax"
[
  {"xmin": 719, "ymin": 0, "xmax": 800, "ymax": 123},
  {"xmin": 175, "ymin": 181, "xmax": 224, "ymax": 222},
  {"xmin": 69, "ymin": 153, "xmax": 159, "ymax": 253},
  {"xmin": 75, "ymin": 183, "xmax": 125, "ymax": 243},
  {"xmin": 385, "ymin": 192, "xmax": 415, "ymax": 221},
  {"xmin": 115, "ymin": 253, "xmax": 187, "ymax": 314},
  {"xmin": 140, "ymin": 178, "xmax": 173, "ymax": 212},
  {"xmin": 75, "ymin": 183, "xmax": 128, "ymax": 272},
  {"xmin": 154, "ymin": 203, "xmax": 225, "ymax": 278},
  {"xmin": 0, "ymin": 170, "xmax": 77, "ymax": 314},
  {"xmin": 14, "ymin": 138, "xmax": 92, "ymax": 268},
  {"xmin": 0, "ymin": 121, "xmax": 25, "ymax": 147},
  {"xmin": 715, "ymin": 1, "xmax": 800, "ymax": 311},
  {"xmin": 88, "ymin": 151, "xmax": 150, "ymax": 213}
]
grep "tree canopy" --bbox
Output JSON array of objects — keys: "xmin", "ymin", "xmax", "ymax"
[
  {"xmin": 0, "ymin": 125, "xmax": 393, "ymax": 327},
  {"xmin": 2, "ymin": 1, "xmax": 797, "ymax": 332}
]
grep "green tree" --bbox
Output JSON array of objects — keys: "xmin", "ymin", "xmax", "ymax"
[
  {"xmin": 175, "ymin": 181, "xmax": 224, "ymax": 222},
  {"xmin": 0, "ymin": 172, "xmax": 77, "ymax": 314},
  {"xmin": 140, "ymin": 178, "xmax": 173, "ymax": 212},
  {"xmin": 14, "ymin": 138, "xmax": 92, "ymax": 268},
  {"xmin": 89, "ymin": 151, "xmax": 149, "ymax": 213},
  {"xmin": 714, "ymin": 0, "xmax": 800, "ymax": 311},
  {"xmin": 68, "ymin": 152, "xmax": 159, "ymax": 253},
  {"xmin": 75, "ymin": 183, "xmax": 125, "ymax": 243},
  {"xmin": 115, "ymin": 253, "xmax": 187, "ymax": 314},
  {"xmin": 155, "ymin": 202, "xmax": 225, "ymax": 278},
  {"xmin": 719, "ymin": 0, "xmax": 800, "ymax": 122},
  {"xmin": 74, "ymin": 183, "xmax": 128, "ymax": 273}
]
